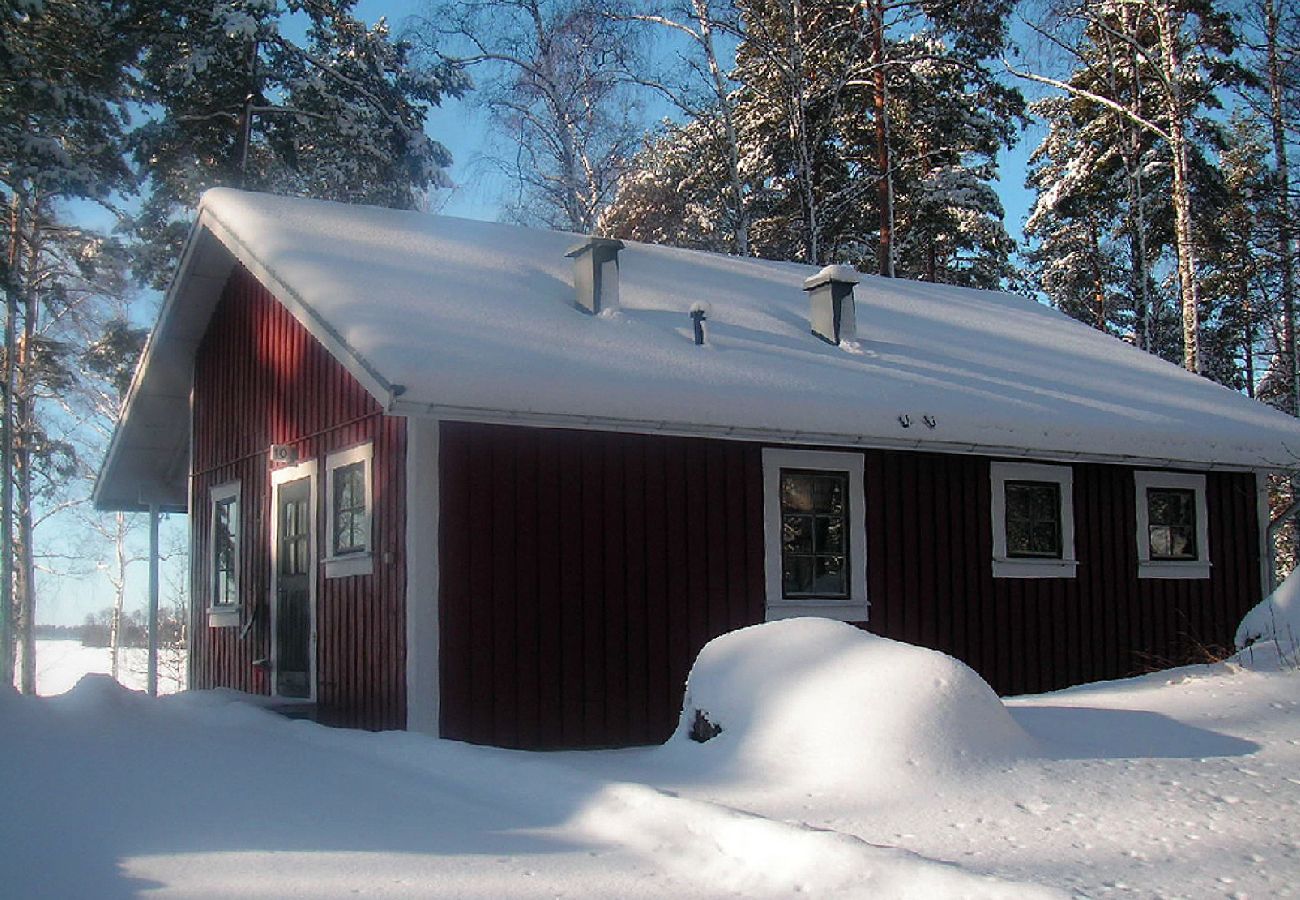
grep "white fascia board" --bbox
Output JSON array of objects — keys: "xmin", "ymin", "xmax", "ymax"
[
  {"xmin": 199, "ymin": 207, "xmax": 401, "ymax": 411},
  {"xmin": 386, "ymin": 399, "xmax": 1268, "ymax": 473},
  {"xmin": 94, "ymin": 219, "xmax": 226, "ymax": 512}
]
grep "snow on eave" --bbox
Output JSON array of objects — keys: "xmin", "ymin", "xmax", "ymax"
[
  {"xmin": 197, "ymin": 199, "xmax": 403, "ymax": 410},
  {"xmin": 130, "ymin": 189, "xmax": 1300, "ymax": 476}
]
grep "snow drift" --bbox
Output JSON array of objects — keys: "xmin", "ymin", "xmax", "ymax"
[
  {"xmin": 1236, "ymin": 572, "xmax": 1300, "ymax": 670},
  {"xmin": 670, "ymin": 618, "xmax": 1036, "ymax": 789}
]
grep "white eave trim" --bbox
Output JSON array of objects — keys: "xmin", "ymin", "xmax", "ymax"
[{"xmin": 385, "ymin": 399, "xmax": 1277, "ymax": 473}]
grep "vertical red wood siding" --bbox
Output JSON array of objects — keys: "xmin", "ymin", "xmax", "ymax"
[
  {"xmin": 191, "ymin": 266, "xmax": 407, "ymax": 730},
  {"xmin": 438, "ymin": 423, "xmax": 1262, "ymax": 749},
  {"xmin": 439, "ymin": 422, "xmax": 766, "ymax": 748}
]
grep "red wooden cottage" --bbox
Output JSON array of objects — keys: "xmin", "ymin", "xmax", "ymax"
[{"xmin": 96, "ymin": 189, "xmax": 1300, "ymax": 748}]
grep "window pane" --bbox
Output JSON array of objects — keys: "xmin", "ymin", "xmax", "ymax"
[
  {"xmin": 780, "ymin": 473, "xmax": 813, "ymax": 513},
  {"xmin": 213, "ymin": 495, "xmax": 238, "ymax": 606},
  {"xmin": 815, "ymin": 515, "xmax": 845, "ymax": 553},
  {"xmin": 782, "ymin": 515, "xmax": 813, "ymax": 553},
  {"xmin": 1005, "ymin": 481, "xmax": 1062, "ymax": 559},
  {"xmin": 1147, "ymin": 488, "xmax": 1197, "ymax": 560},
  {"xmin": 779, "ymin": 468, "xmax": 850, "ymax": 599},
  {"xmin": 332, "ymin": 461, "xmax": 368, "ymax": 556},
  {"xmin": 813, "ymin": 555, "xmax": 846, "ymax": 595},
  {"xmin": 782, "ymin": 555, "xmax": 814, "ymax": 595}
]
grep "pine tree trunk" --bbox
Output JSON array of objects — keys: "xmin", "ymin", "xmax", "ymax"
[
  {"xmin": 1155, "ymin": 3, "xmax": 1201, "ymax": 373},
  {"xmin": 1265, "ymin": 0, "xmax": 1297, "ymax": 413},
  {"xmin": 870, "ymin": 0, "xmax": 893, "ymax": 277},
  {"xmin": 789, "ymin": 0, "xmax": 820, "ymax": 264}
]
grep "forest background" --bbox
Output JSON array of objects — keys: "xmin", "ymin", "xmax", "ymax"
[{"xmin": 2, "ymin": 0, "xmax": 1295, "ymax": 691}]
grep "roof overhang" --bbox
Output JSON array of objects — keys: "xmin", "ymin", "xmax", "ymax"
[
  {"xmin": 95, "ymin": 201, "xmax": 408, "ymax": 513},
  {"xmin": 93, "ymin": 217, "xmax": 237, "ymax": 512}
]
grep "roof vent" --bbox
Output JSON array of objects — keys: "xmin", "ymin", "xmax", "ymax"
[
  {"xmin": 804, "ymin": 264, "xmax": 860, "ymax": 345},
  {"xmin": 566, "ymin": 236, "xmax": 625, "ymax": 315}
]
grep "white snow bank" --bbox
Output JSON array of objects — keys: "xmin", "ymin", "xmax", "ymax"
[
  {"xmin": 571, "ymin": 782, "xmax": 1061, "ymax": 898},
  {"xmin": 668, "ymin": 619, "xmax": 1036, "ymax": 790},
  {"xmin": 1235, "ymin": 572, "xmax": 1300, "ymax": 670}
]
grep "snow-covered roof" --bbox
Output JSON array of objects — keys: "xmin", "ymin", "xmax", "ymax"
[{"xmin": 96, "ymin": 188, "xmax": 1300, "ymax": 511}]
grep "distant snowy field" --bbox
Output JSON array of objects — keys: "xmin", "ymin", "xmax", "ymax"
[
  {"xmin": 32, "ymin": 639, "xmax": 185, "ymax": 696},
  {"xmin": 3, "ymin": 619, "xmax": 1299, "ymax": 898}
]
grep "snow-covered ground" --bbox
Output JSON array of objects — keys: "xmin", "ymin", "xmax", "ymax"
[
  {"xmin": 3, "ymin": 622, "xmax": 1298, "ymax": 898},
  {"xmin": 31, "ymin": 639, "xmax": 186, "ymax": 696}
]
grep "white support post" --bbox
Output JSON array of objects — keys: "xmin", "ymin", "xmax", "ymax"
[{"xmin": 148, "ymin": 503, "xmax": 160, "ymax": 697}]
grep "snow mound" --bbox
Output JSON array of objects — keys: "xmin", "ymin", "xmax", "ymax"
[
  {"xmin": 45, "ymin": 674, "xmax": 149, "ymax": 715},
  {"xmin": 672, "ymin": 619, "xmax": 1036, "ymax": 789},
  {"xmin": 1235, "ymin": 573, "xmax": 1300, "ymax": 670}
]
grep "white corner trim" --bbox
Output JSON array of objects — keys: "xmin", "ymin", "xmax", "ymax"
[
  {"xmin": 1134, "ymin": 470, "xmax": 1210, "ymax": 580},
  {"xmin": 405, "ymin": 419, "xmax": 440, "ymax": 735},
  {"xmin": 270, "ymin": 459, "xmax": 319, "ymax": 701},
  {"xmin": 990, "ymin": 461, "xmax": 1077, "ymax": 579},
  {"xmin": 1257, "ymin": 470, "xmax": 1272, "ymax": 597},
  {"xmin": 207, "ymin": 480, "xmax": 242, "ymax": 621},
  {"xmin": 323, "ymin": 442, "xmax": 374, "ymax": 577},
  {"xmin": 761, "ymin": 447, "xmax": 868, "ymax": 623}
]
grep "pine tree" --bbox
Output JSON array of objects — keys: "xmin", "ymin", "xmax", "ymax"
[
  {"xmin": 132, "ymin": 0, "xmax": 467, "ymax": 287},
  {"xmin": 1, "ymin": 0, "xmax": 139, "ymax": 691},
  {"xmin": 1015, "ymin": 0, "xmax": 1240, "ymax": 373}
]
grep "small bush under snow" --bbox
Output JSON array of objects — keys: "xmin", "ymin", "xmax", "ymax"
[
  {"xmin": 671, "ymin": 618, "xmax": 1036, "ymax": 789},
  {"xmin": 1236, "ymin": 572, "xmax": 1300, "ymax": 670}
]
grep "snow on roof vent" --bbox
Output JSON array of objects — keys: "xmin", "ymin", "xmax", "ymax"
[
  {"xmin": 804, "ymin": 264, "xmax": 860, "ymax": 345},
  {"xmin": 565, "ymin": 236, "xmax": 625, "ymax": 315}
]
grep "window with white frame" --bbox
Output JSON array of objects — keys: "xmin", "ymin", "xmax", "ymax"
[
  {"xmin": 761, "ymin": 448, "xmax": 868, "ymax": 622},
  {"xmin": 324, "ymin": 443, "xmax": 373, "ymax": 577},
  {"xmin": 1134, "ymin": 471, "xmax": 1210, "ymax": 579},
  {"xmin": 990, "ymin": 462, "xmax": 1077, "ymax": 578},
  {"xmin": 209, "ymin": 481, "xmax": 241, "ymax": 621}
]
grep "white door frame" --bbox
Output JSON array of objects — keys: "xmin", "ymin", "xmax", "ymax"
[{"xmin": 270, "ymin": 458, "xmax": 318, "ymax": 702}]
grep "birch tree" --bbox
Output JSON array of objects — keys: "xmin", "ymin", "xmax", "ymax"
[{"xmin": 414, "ymin": 0, "xmax": 644, "ymax": 232}]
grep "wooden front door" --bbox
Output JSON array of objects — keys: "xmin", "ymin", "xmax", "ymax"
[{"xmin": 275, "ymin": 476, "xmax": 314, "ymax": 699}]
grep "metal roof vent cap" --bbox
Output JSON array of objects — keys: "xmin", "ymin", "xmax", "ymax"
[
  {"xmin": 804, "ymin": 264, "xmax": 860, "ymax": 345},
  {"xmin": 566, "ymin": 236, "xmax": 625, "ymax": 315}
]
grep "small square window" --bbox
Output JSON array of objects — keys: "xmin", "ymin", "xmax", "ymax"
[
  {"xmin": 1135, "ymin": 472, "xmax": 1209, "ymax": 579},
  {"xmin": 1004, "ymin": 481, "xmax": 1062, "ymax": 559},
  {"xmin": 990, "ymin": 462, "xmax": 1076, "ymax": 578}
]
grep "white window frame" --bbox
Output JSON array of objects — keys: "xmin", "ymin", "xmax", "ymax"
[
  {"xmin": 990, "ymin": 461, "xmax": 1077, "ymax": 579},
  {"xmin": 323, "ymin": 442, "xmax": 374, "ymax": 578},
  {"xmin": 761, "ymin": 448, "xmax": 868, "ymax": 622},
  {"xmin": 208, "ymin": 480, "xmax": 241, "ymax": 627},
  {"xmin": 1134, "ymin": 471, "xmax": 1210, "ymax": 579}
]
